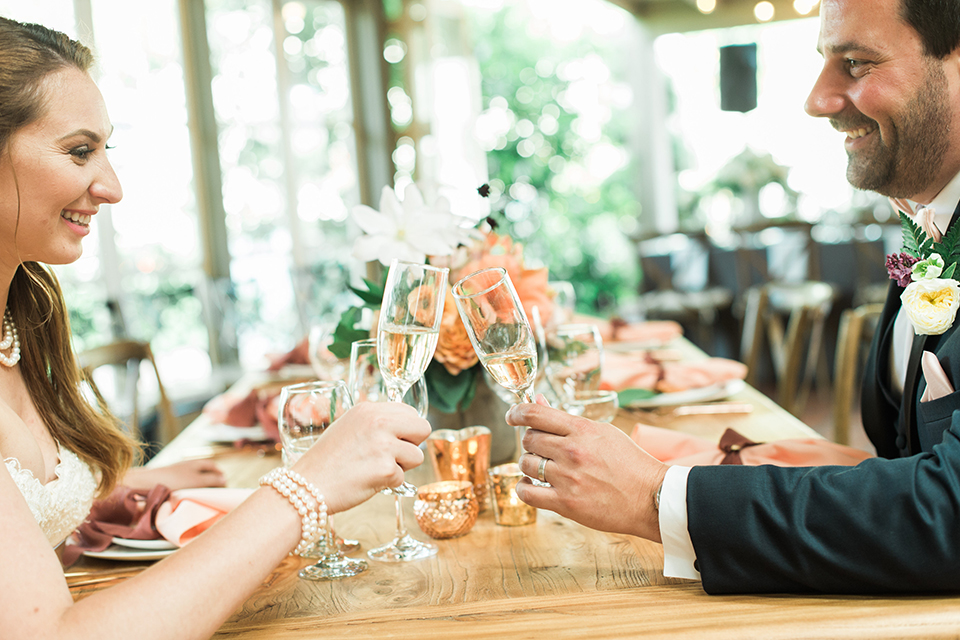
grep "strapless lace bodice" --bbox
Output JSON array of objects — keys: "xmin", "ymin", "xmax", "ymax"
[{"xmin": 5, "ymin": 447, "xmax": 98, "ymax": 546}]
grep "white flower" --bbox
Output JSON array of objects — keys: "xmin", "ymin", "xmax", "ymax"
[
  {"xmin": 912, "ymin": 253, "xmax": 945, "ymax": 280},
  {"xmin": 901, "ymin": 277, "xmax": 960, "ymax": 335},
  {"xmin": 350, "ymin": 184, "xmax": 480, "ymax": 266}
]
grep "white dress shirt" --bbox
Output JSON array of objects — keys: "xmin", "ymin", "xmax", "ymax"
[{"xmin": 659, "ymin": 172, "xmax": 960, "ymax": 581}]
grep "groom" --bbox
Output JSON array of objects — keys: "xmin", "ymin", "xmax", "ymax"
[{"xmin": 507, "ymin": 0, "xmax": 960, "ymax": 594}]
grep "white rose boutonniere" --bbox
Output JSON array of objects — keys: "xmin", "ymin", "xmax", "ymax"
[
  {"xmin": 890, "ymin": 211, "xmax": 960, "ymax": 336},
  {"xmin": 901, "ymin": 275, "xmax": 960, "ymax": 336}
]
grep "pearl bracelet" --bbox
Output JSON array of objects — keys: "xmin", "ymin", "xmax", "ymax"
[{"xmin": 259, "ymin": 467, "xmax": 328, "ymax": 556}]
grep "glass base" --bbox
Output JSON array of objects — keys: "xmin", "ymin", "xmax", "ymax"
[
  {"xmin": 298, "ymin": 536, "xmax": 361, "ymax": 558},
  {"xmin": 367, "ymin": 534, "xmax": 437, "ymax": 562},
  {"xmin": 298, "ymin": 556, "xmax": 368, "ymax": 581}
]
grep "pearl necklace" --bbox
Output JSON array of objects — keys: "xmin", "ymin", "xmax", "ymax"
[{"xmin": 0, "ymin": 307, "xmax": 21, "ymax": 367}]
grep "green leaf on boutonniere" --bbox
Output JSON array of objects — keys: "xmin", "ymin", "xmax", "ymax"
[
  {"xmin": 933, "ymin": 216, "xmax": 960, "ymax": 267},
  {"xmin": 328, "ymin": 306, "xmax": 370, "ymax": 359},
  {"xmin": 943, "ymin": 263, "xmax": 957, "ymax": 280},
  {"xmin": 899, "ymin": 211, "xmax": 933, "ymax": 258}
]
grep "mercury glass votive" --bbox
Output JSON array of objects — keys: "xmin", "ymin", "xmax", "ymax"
[
  {"xmin": 488, "ymin": 463, "xmax": 537, "ymax": 526},
  {"xmin": 413, "ymin": 480, "xmax": 479, "ymax": 539},
  {"xmin": 426, "ymin": 426, "xmax": 492, "ymax": 512}
]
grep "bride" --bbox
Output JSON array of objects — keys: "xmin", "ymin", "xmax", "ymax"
[{"xmin": 0, "ymin": 16, "xmax": 429, "ymax": 639}]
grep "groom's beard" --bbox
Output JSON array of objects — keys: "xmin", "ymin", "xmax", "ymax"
[{"xmin": 836, "ymin": 60, "xmax": 951, "ymax": 199}]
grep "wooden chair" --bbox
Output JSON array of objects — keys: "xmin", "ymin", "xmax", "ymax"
[
  {"xmin": 78, "ymin": 340, "xmax": 179, "ymax": 446},
  {"xmin": 740, "ymin": 281, "xmax": 837, "ymax": 416},
  {"xmin": 832, "ymin": 303, "xmax": 884, "ymax": 445}
]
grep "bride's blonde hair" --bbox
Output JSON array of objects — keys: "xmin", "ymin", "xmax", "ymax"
[{"xmin": 1, "ymin": 17, "xmax": 137, "ymax": 495}]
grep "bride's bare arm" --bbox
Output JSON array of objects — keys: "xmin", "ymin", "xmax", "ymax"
[{"xmin": 0, "ymin": 401, "xmax": 429, "ymax": 640}]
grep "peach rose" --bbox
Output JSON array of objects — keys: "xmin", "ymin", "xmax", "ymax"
[{"xmin": 434, "ymin": 289, "xmax": 480, "ymax": 376}]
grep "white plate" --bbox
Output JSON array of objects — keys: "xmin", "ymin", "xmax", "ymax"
[
  {"xmin": 625, "ymin": 379, "xmax": 746, "ymax": 408},
  {"xmin": 84, "ymin": 546, "xmax": 177, "ymax": 561},
  {"xmin": 111, "ymin": 537, "xmax": 177, "ymax": 551}
]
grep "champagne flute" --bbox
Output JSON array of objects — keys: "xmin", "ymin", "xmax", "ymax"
[
  {"xmin": 452, "ymin": 267, "xmax": 538, "ymax": 460},
  {"xmin": 348, "ymin": 339, "xmax": 433, "ymax": 562},
  {"xmin": 545, "ymin": 323, "xmax": 604, "ymax": 404},
  {"xmin": 377, "ymin": 259, "xmax": 448, "ymax": 499},
  {"xmin": 277, "ymin": 380, "xmax": 368, "ymax": 580}
]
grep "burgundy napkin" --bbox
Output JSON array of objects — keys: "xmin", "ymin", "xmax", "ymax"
[
  {"xmin": 266, "ymin": 336, "xmax": 311, "ymax": 371},
  {"xmin": 202, "ymin": 388, "xmax": 281, "ymax": 442},
  {"xmin": 61, "ymin": 484, "xmax": 172, "ymax": 566},
  {"xmin": 921, "ymin": 351, "xmax": 955, "ymax": 402}
]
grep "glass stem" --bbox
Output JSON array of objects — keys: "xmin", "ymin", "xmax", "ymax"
[
  {"xmin": 323, "ymin": 515, "xmax": 341, "ymax": 560},
  {"xmin": 386, "ymin": 384, "xmax": 406, "ymax": 403},
  {"xmin": 393, "ymin": 495, "xmax": 408, "ymax": 542}
]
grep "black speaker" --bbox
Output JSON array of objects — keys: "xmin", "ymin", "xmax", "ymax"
[{"xmin": 719, "ymin": 43, "xmax": 758, "ymax": 113}]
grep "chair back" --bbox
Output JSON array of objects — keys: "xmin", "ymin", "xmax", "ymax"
[
  {"xmin": 832, "ymin": 303, "xmax": 884, "ymax": 445},
  {"xmin": 78, "ymin": 340, "xmax": 179, "ymax": 446},
  {"xmin": 740, "ymin": 281, "xmax": 837, "ymax": 416}
]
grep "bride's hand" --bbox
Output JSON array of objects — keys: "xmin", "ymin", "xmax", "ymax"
[{"xmin": 290, "ymin": 401, "xmax": 430, "ymax": 514}]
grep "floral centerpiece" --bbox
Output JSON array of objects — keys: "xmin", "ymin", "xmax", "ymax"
[{"xmin": 329, "ymin": 183, "xmax": 554, "ymax": 413}]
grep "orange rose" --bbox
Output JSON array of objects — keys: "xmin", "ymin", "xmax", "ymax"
[{"xmin": 434, "ymin": 289, "xmax": 479, "ymax": 376}]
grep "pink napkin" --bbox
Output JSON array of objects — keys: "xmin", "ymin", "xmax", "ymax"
[
  {"xmin": 266, "ymin": 336, "xmax": 311, "ymax": 371},
  {"xmin": 62, "ymin": 486, "xmax": 253, "ymax": 566},
  {"xmin": 582, "ymin": 317, "xmax": 683, "ymax": 344},
  {"xmin": 202, "ymin": 387, "xmax": 283, "ymax": 442},
  {"xmin": 155, "ymin": 488, "xmax": 254, "ymax": 546},
  {"xmin": 631, "ymin": 424, "xmax": 873, "ymax": 467},
  {"xmin": 601, "ymin": 352, "xmax": 748, "ymax": 393},
  {"xmin": 921, "ymin": 351, "xmax": 955, "ymax": 402}
]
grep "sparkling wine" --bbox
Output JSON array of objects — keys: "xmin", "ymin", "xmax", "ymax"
[
  {"xmin": 481, "ymin": 346, "xmax": 537, "ymax": 393},
  {"xmin": 378, "ymin": 323, "xmax": 439, "ymax": 389},
  {"xmin": 283, "ymin": 433, "xmax": 323, "ymax": 467}
]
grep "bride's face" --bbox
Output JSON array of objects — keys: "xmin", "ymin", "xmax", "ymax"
[{"xmin": 0, "ymin": 66, "xmax": 122, "ymax": 273}]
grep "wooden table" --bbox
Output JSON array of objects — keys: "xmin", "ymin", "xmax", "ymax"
[{"xmin": 78, "ymin": 348, "xmax": 960, "ymax": 638}]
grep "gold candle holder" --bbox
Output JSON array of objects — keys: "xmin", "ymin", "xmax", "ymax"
[
  {"xmin": 487, "ymin": 463, "xmax": 537, "ymax": 526},
  {"xmin": 426, "ymin": 426, "xmax": 492, "ymax": 512},
  {"xmin": 413, "ymin": 480, "xmax": 479, "ymax": 539}
]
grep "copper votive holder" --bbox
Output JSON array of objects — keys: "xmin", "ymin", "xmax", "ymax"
[
  {"xmin": 487, "ymin": 463, "xmax": 537, "ymax": 526},
  {"xmin": 413, "ymin": 480, "xmax": 479, "ymax": 539},
  {"xmin": 426, "ymin": 426, "xmax": 492, "ymax": 512}
]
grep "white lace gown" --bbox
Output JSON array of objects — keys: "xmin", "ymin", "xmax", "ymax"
[{"xmin": 4, "ymin": 447, "xmax": 98, "ymax": 546}]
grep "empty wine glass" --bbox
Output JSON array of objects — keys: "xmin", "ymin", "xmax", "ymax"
[
  {"xmin": 277, "ymin": 380, "xmax": 367, "ymax": 580},
  {"xmin": 349, "ymin": 339, "xmax": 433, "ymax": 562},
  {"xmin": 377, "ymin": 259, "xmax": 448, "ymax": 499},
  {"xmin": 545, "ymin": 323, "xmax": 604, "ymax": 404},
  {"xmin": 563, "ymin": 389, "xmax": 619, "ymax": 423},
  {"xmin": 452, "ymin": 267, "xmax": 538, "ymax": 461}
]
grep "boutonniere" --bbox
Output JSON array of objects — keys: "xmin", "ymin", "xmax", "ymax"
[{"xmin": 888, "ymin": 210, "xmax": 960, "ymax": 335}]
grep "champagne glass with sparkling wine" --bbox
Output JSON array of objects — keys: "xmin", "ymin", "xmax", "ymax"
[
  {"xmin": 349, "ymin": 339, "xmax": 432, "ymax": 562},
  {"xmin": 277, "ymin": 380, "xmax": 367, "ymax": 581},
  {"xmin": 452, "ymin": 267, "xmax": 538, "ymax": 459},
  {"xmin": 374, "ymin": 260, "xmax": 448, "ymax": 561}
]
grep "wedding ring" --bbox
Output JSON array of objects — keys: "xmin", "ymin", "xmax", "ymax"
[{"xmin": 537, "ymin": 456, "xmax": 549, "ymax": 484}]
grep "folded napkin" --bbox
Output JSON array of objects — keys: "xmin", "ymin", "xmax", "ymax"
[
  {"xmin": 601, "ymin": 352, "xmax": 748, "ymax": 394},
  {"xmin": 921, "ymin": 351, "xmax": 955, "ymax": 402},
  {"xmin": 578, "ymin": 316, "xmax": 683, "ymax": 344},
  {"xmin": 631, "ymin": 424, "xmax": 873, "ymax": 467},
  {"xmin": 266, "ymin": 336, "xmax": 311, "ymax": 372},
  {"xmin": 202, "ymin": 386, "xmax": 284, "ymax": 442},
  {"xmin": 62, "ymin": 485, "xmax": 253, "ymax": 566}
]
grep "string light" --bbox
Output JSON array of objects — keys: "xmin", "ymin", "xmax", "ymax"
[
  {"xmin": 793, "ymin": 0, "xmax": 820, "ymax": 15},
  {"xmin": 754, "ymin": 1, "xmax": 775, "ymax": 22},
  {"xmin": 697, "ymin": 0, "xmax": 717, "ymax": 13}
]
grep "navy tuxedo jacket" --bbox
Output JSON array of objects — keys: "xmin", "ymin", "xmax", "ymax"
[{"xmin": 686, "ymin": 280, "xmax": 960, "ymax": 593}]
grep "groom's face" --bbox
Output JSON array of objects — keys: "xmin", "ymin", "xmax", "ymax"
[{"xmin": 804, "ymin": 0, "xmax": 959, "ymax": 202}]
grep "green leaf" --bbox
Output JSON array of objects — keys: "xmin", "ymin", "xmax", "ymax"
[
  {"xmin": 328, "ymin": 306, "xmax": 370, "ymax": 359},
  {"xmin": 424, "ymin": 360, "xmax": 480, "ymax": 413},
  {"xmin": 617, "ymin": 388, "xmax": 659, "ymax": 405},
  {"xmin": 349, "ymin": 276, "xmax": 386, "ymax": 306},
  {"xmin": 899, "ymin": 211, "xmax": 925, "ymax": 258},
  {"xmin": 943, "ymin": 263, "xmax": 957, "ymax": 280},
  {"xmin": 934, "ymin": 216, "xmax": 960, "ymax": 263}
]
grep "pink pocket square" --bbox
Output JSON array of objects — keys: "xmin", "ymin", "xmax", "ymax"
[{"xmin": 921, "ymin": 351, "xmax": 955, "ymax": 402}]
